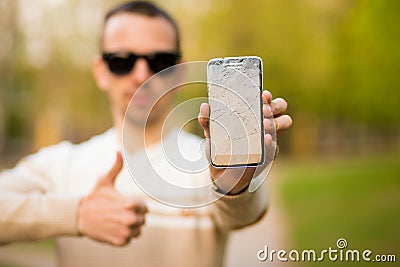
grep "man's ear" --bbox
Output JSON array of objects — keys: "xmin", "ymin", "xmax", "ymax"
[{"xmin": 92, "ymin": 56, "xmax": 109, "ymax": 91}]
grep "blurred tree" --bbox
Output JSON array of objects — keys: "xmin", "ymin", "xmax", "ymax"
[
  {"xmin": 0, "ymin": 1, "xmax": 11, "ymax": 157},
  {"xmin": 334, "ymin": 0, "xmax": 400, "ymax": 128},
  {"xmin": 0, "ymin": 0, "xmax": 21, "ymax": 164},
  {"xmin": 192, "ymin": 0, "xmax": 400, "ymax": 157},
  {"xmin": 1, "ymin": 0, "xmax": 399, "ymax": 162}
]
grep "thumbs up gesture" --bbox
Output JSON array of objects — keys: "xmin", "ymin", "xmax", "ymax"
[{"xmin": 77, "ymin": 152, "xmax": 148, "ymax": 246}]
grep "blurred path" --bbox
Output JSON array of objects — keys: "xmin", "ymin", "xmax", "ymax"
[
  {"xmin": 224, "ymin": 163, "xmax": 292, "ymax": 267},
  {"xmin": 0, "ymin": 244, "xmax": 56, "ymax": 267}
]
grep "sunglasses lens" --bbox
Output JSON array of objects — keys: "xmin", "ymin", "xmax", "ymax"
[
  {"xmin": 148, "ymin": 53, "xmax": 180, "ymax": 73},
  {"xmin": 104, "ymin": 54, "xmax": 136, "ymax": 75},
  {"xmin": 103, "ymin": 52, "xmax": 180, "ymax": 75}
]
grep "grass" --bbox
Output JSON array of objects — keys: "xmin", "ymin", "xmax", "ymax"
[{"xmin": 279, "ymin": 153, "xmax": 400, "ymax": 266}]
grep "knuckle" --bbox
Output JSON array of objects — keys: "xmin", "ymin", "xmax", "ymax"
[
  {"xmin": 123, "ymin": 227, "xmax": 132, "ymax": 237},
  {"xmin": 131, "ymin": 228, "xmax": 141, "ymax": 238},
  {"xmin": 285, "ymin": 115, "xmax": 293, "ymax": 126},
  {"xmin": 136, "ymin": 216, "xmax": 145, "ymax": 226},
  {"xmin": 112, "ymin": 237, "xmax": 128, "ymax": 247},
  {"xmin": 274, "ymin": 118, "xmax": 280, "ymax": 131},
  {"xmin": 281, "ymin": 115, "xmax": 292, "ymax": 128},
  {"xmin": 142, "ymin": 205, "xmax": 149, "ymax": 214},
  {"xmin": 272, "ymin": 97, "xmax": 287, "ymax": 114},
  {"xmin": 116, "ymin": 228, "xmax": 132, "ymax": 244},
  {"xmin": 123, "ymin": 213, "xmax": 137, "ymax": 226},
  {"xmin": 133, "ymin": 201, "xmax": 146, "ymax": 210},
  {"xmin": 124, "ymin": 199, "xmax": 137, "ymax": 208},
  {"xmin": 131, "ymin": 215, "xmax": 146, "ymax": 227},
  {"xmin": 277, "ymin": 97, "xmax": 287, "ymax": 107},
  {"xmin": 274, "ymin": 115, "xmax": 292, "ymax": 134}
]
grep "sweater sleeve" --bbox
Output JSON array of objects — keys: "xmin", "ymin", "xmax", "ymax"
[
  {"xmin": 0, "ymin": 143, "xmax": 80, "ymax": 244},
  {"xmin": 211, "ymin": 174, "xmax": 269, "ymax": 231}
]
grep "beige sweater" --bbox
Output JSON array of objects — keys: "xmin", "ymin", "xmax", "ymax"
[{"xmin": 0, "ymin": 128, "xmax": 268, "ymax": 267}]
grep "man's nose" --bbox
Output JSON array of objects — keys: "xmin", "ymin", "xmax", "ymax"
[{"xmin": 129, "ymin": 58, "xmax": 153, "ymax": 84}]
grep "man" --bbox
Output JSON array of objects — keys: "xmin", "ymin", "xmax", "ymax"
[{"xmin": 0, "ymin": 1, "xmax": 292, "ymax": 266}]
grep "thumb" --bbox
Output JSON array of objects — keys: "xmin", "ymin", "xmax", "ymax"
[
  {"xmin": 198, "ymin": 103, "xmax": 210, "ymax": 138},
  {"xmin": 97, "ymin": 151, "xmax": 123, "ymax": 187}
]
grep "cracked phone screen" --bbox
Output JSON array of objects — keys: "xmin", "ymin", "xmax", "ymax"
[{"xmin": 207, "ymin": 57, "xmax": 264, "ymax": 167}]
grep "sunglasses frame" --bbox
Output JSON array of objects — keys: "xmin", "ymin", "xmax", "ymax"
[{"xmin": 102, "ymin": 51, "xmax": 181, "ymax": 76}]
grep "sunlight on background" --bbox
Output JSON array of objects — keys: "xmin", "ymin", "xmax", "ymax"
[{"xmin": 0, "ymin": 0, "xmax": 399, "ymax": 266}]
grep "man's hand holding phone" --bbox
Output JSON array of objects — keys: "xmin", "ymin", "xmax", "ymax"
[{"xmin": 198, "ymin": 90, "xmax": 292, "ymax": 195}]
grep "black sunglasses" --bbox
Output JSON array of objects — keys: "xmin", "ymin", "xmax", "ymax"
[{"xmin": 102, "ymin": 51, "xmax": 181, "ymax": 76}]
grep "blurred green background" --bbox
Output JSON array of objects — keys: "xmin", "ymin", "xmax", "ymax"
[{"xmin": 0, "ymin": 0, "xmax": 399, "ymax": 266}]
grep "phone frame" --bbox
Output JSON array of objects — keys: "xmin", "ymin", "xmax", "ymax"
[{"xmin": 207, "ymin": 56, "xmax": 264, "ymax": 168}]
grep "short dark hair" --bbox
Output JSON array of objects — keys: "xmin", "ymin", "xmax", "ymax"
[{"xmin": 103, "ymin": 1, "xmax": 181, "ymax": 52}]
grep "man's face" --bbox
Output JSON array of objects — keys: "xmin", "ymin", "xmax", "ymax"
[{"xmin": 93, "ymin": 13, "xmax": 178, "ymax": 126}]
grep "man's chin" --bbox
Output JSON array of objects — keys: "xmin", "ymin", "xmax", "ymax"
[{"xmin": 125, "ymin": 113, "xmax": 147, "ymax": 128}]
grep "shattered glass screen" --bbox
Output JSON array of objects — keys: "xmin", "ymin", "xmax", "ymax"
[{"xmin": 207, "ymin": 57, "xmax": 264, "ymax": 167}]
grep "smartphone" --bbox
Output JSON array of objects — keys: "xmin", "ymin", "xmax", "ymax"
[{"xmin": 207, "ymin": 56, "xmax": 264, "ymax": 167}]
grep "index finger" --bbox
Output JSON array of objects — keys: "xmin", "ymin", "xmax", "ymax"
[
  {"xmin": 262, "ymin": 90, "xmax": 273, "ymax": 104},
  {"xmin": 198, "ymin": 102, "xmax": 210, "ymax": 138}
]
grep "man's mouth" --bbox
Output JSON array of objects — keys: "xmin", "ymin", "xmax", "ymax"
[{"xmin": 129, "ymin": 93, "xmax": 153, "ymax": 107}]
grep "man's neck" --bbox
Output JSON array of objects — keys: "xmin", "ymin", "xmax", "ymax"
[{"xmin": 114, "ymin": 113, "xmax": 167, "ymax": 154}]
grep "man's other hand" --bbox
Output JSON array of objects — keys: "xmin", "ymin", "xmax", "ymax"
[{"xmin": 77, "ymin": 152, "xmax": 148, "ymax": 246}]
